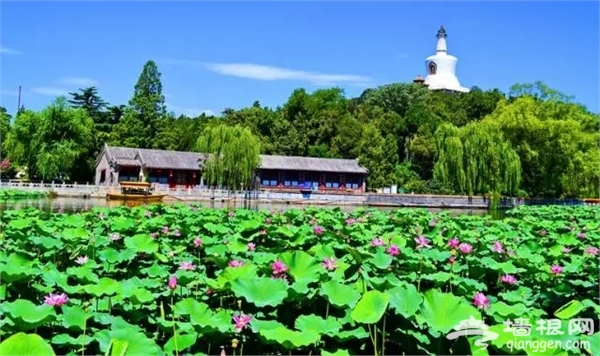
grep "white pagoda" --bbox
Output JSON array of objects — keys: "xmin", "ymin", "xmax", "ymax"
[{"xmin": 417, "ymin": 26, "xmax": 469, "ymax": 93}]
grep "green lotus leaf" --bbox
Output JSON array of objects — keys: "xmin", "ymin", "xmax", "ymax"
[
  {"xmin": 279, "ymin": 251, "xmax": 321, "ymax": 284},
  {"xmin": 61, "ymin": 227, "xmax": 89, "ymax": 240},
  {"xmin": 230, "ymin": 277, "xmax": 288, "ymax": 307},
  {"xmin": 124, "ymin": 234, "xmax": 158, "ymax": 254},
  {"xmin": 163, "ymin": 333, "xmax": 197, "ymax": 354},
  {"xmin": 259, "ymin": 327, "xmax": 319, "ymax": 349},
  {"xmin": 60, "ymin": 305, "xmax": 87, "ymax": 331},
  {"xmin": 554, "ymin": 300, "xmax": 586, "ymax": 319},
  {"xmin": 0, "ymin": 333, "xmax": 55, "ymax": 356},
  {"xmin": 319, "ymin": 280, "xmax": 361, "ymax": 308},
  {"xmin": 2, "ymin": 299, "xmax": 56, "ymax": 331},
  {"xmin": 370, "ymin": 250, "xmax": 393, "ymax": 269},
  {"xmin": 350, "ymin": 290, "xmax": 390, "ymax": 324},
  {"xmin": 416, "ymin": 289, "xmax": 481, "ymax": 337},
  {"xmin": 0, "ymin": 253, "xmax": 38, "ymax": 284},
  {"xmin": 388, "ymin": 284, "xmax": 423, "ymax": 318},
  {"xmin": 294, "ymin": 314, "xmax": 341, "ymax": 335},
  {"xmin": 322, "ymin": 349, "xmax": 351, "ymax": 356},
  {"xmin": 84, "ymin": 277, "xmax": 119, "ymax": 297}
]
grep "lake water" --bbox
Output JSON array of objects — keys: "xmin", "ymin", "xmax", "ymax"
[{"xmin": 0, "ymin": 197, "xmax": 499, "ymax": 217}]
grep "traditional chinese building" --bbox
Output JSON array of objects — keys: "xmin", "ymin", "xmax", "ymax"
[{"xmin": 94, "ymin": 145, "xmax": 368, "ymax": 192}]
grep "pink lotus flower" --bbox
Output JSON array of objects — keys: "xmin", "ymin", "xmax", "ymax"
[
  {"xmin": 229, "ymin": 260, "xmax": 244, "ymax": 268},
  {"xmin": 145, "ymin": 211, "xmax": 152, "ymax": 218},
  {"xmin": 259, "ymin": 230, "xmax": 267, "ymax": 235},
  {"xmin": 584, "ymin": 247, "xmax": 599, "ymax": 256},
  {"xmin": 179, "ymin": 262, "xmax": 195, "ymax": 271},
  {"xmin": 473, "ymin": 292, "xmax": 490, "ymax": 309},
  {"xmin": 75, "ymin": 256, "xmax": 88, "ymax": 265},
  {"xmin": 173, "ymin": 229, "xmax": 181, "ymax": 237},
  {"xmin": 371, "ymin": 238, "xmax": 385, "ymax": 247},
  {"xmin": 247, "ymin": 242, "xmax": 256, "ymax": 251},
  {"xmin": 562, "ymin": 247, "xmax": 572, "ymax": 253},
  {"xmin": 150, "ymin": 232, "xmax": 158, "ymax": 239},
  {"xmin": 162, "ymin": 226, "xmax": 169, "ymax": 234},
  {"xmin": 345, "ymin": 218, "xmax": 356, "ymax": 226},
  {"xmin": 415, "ymin": 235, "xmax": 431, "ymax": 249},
  {"xmin": 501, "ymin": 274, "xmax": 518, "ymax": 285},
  {"xmin": 387, "ymin": 245, "xmax": 400, "ymax": 256},
  {"xmin": 313, "ymin": 226, "xmax": 324, "ymax": 235},
  {"xmin": 109, "ymin": 233, "xmax": 121, "ymax": 242},
  {"xmin": 272, "ymin": 260, "xmax": 288, "ymax": 275},
  {"xmin": 233, "ymin": 313, "xmax": 252, "ymax": 332},
  {"xmin": 194, "ymin": 237, "xmax": 202, "ymax": 247},
  {"xmin": 540, "ymin": 229, "xmax": 547, "ymax": 236},
  {"xmin": 429, "ymin": 219, "xmax": 438, "ymax": 227},
  {"xmin": 168, "ymin": 276, "xmax": 177, "ymax": 290},
  {"xmin": 322, "ymin": 257, "xmax": 338, "ymax": 271},
  {"xmin": 44, "ymin": 292, "xmax": 69, "ymax": 307},
  {"xmin": 265, "ymin": 218, "xmax": 271, "ymax": 224},
  {"xmin": 492, "ymin": 241, "xmax": 504, "ymax": 253},
  {"xmin": 448, "ymin": 238, "xmax": 460, "ymax": 248},
  {"xmin": 577, "ymin": 232, "xmax": 587, "ymax": 239},
  {"xmin": 414, "ymin": 226, "xmax": 421, "ymax": 234},
  {"xmin": 550, "ymin": 265, "xmax": 563, "ymax": 275},
  {"xmin": 228, "ymin": 211, "xmax": 235, "ymax": 218},
  {"xmin": 449, "ymin": 256, "xmax": 456, "ymax": 264},
  {"xmin": 459, "ymin": 243, "xmax": 473, "ymax": 254}
]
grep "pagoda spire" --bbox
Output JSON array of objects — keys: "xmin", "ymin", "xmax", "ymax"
[{"xmin": 436, "ymin": 26, "xmax": 447, "ymax": 53}]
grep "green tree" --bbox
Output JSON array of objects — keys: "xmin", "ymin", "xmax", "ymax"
[
  {"xmin": 433, "ymin": 121, "xmax": 521, "ymax": 197},
  {"xmin": 111, "ymin": 60, "xmax": 167, "ymax": 148},
  {"xmin": 4, "ymin": 98, "xmax": 94, "ymax": 180},
  {"xmin": 196, "ymin": 124, "xmax": 261, "ymax": 190},
  {"xmin": 0, "ymin": 106, "xmax": 11, "ymax": 160}
]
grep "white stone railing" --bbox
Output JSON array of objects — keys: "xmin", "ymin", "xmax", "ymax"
[{"xmin": 0, "ymin": 181, "xmax": 250, "ymax": 199}]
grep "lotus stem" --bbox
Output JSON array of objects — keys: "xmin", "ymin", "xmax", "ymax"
[
  {"xmin": 171, "ymin": 295, "xmax": 179, "ymax": 356},
  {"xmin": 325, "ymin": 302, "xmax": 330, "ymax": 319},
  {"xmin": 81, "ymin": 309, "xmax": 87, "ymax": 356},
  {"xmin": 417, "ymin": 257, "xmax": 424, "ymax": 292},
  {"xmin": 381, "ymin": 313, "xmax": 387, "ymax": 356}
]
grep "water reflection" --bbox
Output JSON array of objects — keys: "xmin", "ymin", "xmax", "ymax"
[{"xmin": 0, "ymin": 197, "xmax": 497, "ymax": 217}]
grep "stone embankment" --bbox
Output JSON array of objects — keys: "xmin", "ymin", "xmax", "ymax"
[{"xmin": 0, "ymin": 181, "xmax": 523, "ymax": 209}]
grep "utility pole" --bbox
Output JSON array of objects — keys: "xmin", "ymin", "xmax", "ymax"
[{"xmin": 17, "ymin": 85, "xmax": 22, "ymax": 114}]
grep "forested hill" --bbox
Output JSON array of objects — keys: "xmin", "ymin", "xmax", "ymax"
[{"xmin": 1, "ymin": 60, "xmax": 599, "ymax": 199}]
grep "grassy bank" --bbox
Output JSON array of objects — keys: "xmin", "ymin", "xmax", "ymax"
[{"xmin": 0, "ymin": 205, "xmax": 598, "ymax": 355}]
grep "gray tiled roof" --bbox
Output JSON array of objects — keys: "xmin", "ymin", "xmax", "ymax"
[{"xmin": 99, "ymin": 145, "xmax": 368, "ymax": 174}]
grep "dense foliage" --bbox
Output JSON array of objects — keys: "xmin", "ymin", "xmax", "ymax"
[
  {"xmin": 0, "ymin": 189, "xmax": 48, "ymax": 200},
  {"xmin": 0, "ymin": 205, "xmax": 599, "ymax": 355},
  {"xmin": 1, "ymin": 61, "xmax": 599, "ymax": 198}
]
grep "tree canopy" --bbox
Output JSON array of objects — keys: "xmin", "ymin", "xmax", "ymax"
[{"xmin": 1, "ymin": 61, "xmax": 598, "ymax": 198}]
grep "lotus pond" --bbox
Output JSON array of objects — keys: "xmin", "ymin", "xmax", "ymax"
[{"xmin": 0, "ymin": 204, "xmax": 599, "ymax": 356}]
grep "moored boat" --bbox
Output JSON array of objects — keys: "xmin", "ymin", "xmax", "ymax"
[{"xmin": 106, "ymin": 181, "xmax": 166, "ymax": 202}]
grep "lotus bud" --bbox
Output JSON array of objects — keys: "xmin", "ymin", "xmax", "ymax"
[
  {"xmin": 231, "ymin": 338, "xmax": 239, "ymax": 349},
  {"xmin": 220, "ymin": 346, "xmax": 226, "ymax": 356},
  {"xmin": 237, "ymin": 300, "xmax": 242, "ymax": 309}
]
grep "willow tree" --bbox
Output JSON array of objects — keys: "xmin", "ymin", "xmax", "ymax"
[
  {"xmin": 196, "ymin": 124, "xmax": 261, "ymax": 190},
  {"xmin": 433, "ymin": 122, "xmax": 521, "ymax": 198}
]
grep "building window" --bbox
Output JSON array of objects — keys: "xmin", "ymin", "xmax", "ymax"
[
  {"xmin": 100, "ymin": 169, "xmax": 106, "ymax": 183},
  {"xmin": 428, "ymin": 61, "xmax": 437, "ymax": 75}
]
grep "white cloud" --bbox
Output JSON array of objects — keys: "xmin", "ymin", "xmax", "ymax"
[
  {"xmin": 30, "ymin": 87, "xmax": 70, "ymax": 96},
  {"xmin": 167, "ymin": 102, "xmax": 213, "ymax": 117},
  {"xmin": 58, "ymin": 77, "xmax": 99, "ymax": 87},
  {"xmin": 204, "ymin": 63, "xmax": 374, "ymax": 86},
  {"xmin": 0, "ymin": 46, "xmax": 24, "ymax": 55},
  {"xmin": 0, "ymin": 89, "xmax": 19, "ymax": 96}
]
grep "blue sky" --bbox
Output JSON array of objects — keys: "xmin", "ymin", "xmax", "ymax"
[{"xmin": 1, "ymin": 1, "xmax": 598, "ymax": 117}]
